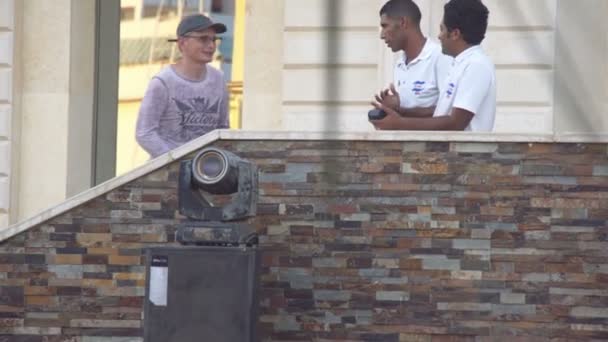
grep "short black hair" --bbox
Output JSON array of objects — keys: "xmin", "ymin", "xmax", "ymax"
[
  {"xmin": 443, "ymin": 0, "xmax": 489, "ymax": 45},
  {"xmin": 380, "ymin": 0, "xmax": 422, "ymax": 25}
]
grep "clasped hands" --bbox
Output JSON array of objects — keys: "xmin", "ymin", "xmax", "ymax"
[{"xmin": 369, "ymin": 83, "xmax": 405, "ymax": 130}]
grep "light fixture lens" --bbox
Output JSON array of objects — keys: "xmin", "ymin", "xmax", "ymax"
[
  {"xmin": 193, "ymin": 150, "xmax": 229, "ymax": 185},
  {"xmin": 198, "ymin": 153, "xmax": 224, "ymax": 180},
  {"xmin": 191, "ymin": 148, "xmax": 241, "ymax": 195}
]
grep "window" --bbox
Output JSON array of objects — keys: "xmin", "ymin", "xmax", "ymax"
[
  {"xmin": 115, "ymin": 0, "xmax": 243, "ymax": 176},
  {"xmin": 142, "ymin": 0, "xmax": 200, "ymax": 19},
  {"xmin": 120, "ymin": 6, "xmax": 135, "ymax": 20}
]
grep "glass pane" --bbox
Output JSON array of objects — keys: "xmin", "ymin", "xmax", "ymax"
[{"xmin": 116, "ymin": 0, "xmax": 241, "ymax": 176}]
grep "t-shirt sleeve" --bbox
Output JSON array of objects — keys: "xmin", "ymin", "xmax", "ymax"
[
  {"xmin": 219, "ymin": 83, "xmax": 230, "ymax": 129},
  {"xmin": 452, "ymin": 62, "xmax": 493, "ymax": 116},
  {"xmin": 135, "ymin": 77, "xmax": 172, "ymax": 158}
]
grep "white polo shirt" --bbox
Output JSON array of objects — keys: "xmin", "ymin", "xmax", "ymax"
[
  {"xmin": 394, "ymin": 39, "xmax": 452, "ymax": 109},
  {"xmin": 433, "ymin": 45, "xmax": 496, "ymax": 132}
]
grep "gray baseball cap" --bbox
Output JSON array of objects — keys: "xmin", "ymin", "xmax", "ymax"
[{"xmin": 168, "ymin": 14, "xmax": 227, "ymax": 42}]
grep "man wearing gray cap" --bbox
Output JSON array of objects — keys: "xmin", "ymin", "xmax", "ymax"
[{"xmin": 136, "ymin": 14, "xmax": 230, "ymax": 158}]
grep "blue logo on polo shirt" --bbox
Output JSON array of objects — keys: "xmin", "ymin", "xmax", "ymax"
[
  {"xmin": 412, "ymin": 81, "xmax": 425, "ymax": 95},
  {"xmin": 446, "ymin": 83, "xmax": 455, "ymax": 99}
]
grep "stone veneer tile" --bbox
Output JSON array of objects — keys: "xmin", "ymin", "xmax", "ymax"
[
  {"xmin": 450, "ymin": 142, "xmax": 498, "ymax": 153},
  {"xmin": 1, "ymin": 140, "xmax": 608, "ymax": 340},
  {"xmin": 376, "ymin": 291, "xmax": 410, "ymax": 302},
  {"xmin": 498, "ymin": 295, "xmax": 525, "ymax": 307},
  {"xmin": 593, "ymin": 165, "xmax": 608, "ymax": 176},
  {"xmin": 571, "ymin": 307, "xmax": 608, "ymax": 318}
]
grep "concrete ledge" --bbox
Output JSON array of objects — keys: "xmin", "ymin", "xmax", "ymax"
[
  {"xmin": 218, "ymin": 130, "xmax": 608, "ymax": 143},
  {"xmin": 2, "ymin": 129, "xmax": 607, "ymax": 242}
]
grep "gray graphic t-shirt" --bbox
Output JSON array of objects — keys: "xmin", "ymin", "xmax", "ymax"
[{"xmin": 136, "ymin": 65, "xmax": 229, "ymax": 158}]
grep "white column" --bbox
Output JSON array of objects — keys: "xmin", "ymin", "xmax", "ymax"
[
  {"xmin": 67, "ymin": 0, "xmax": 96, "ymax": 196},
  {"xmin": 16, "ymin": 0, "xmax": 96, "ymax": 222},
  {"xmin": 554, "ymin": 0, "xmax": 608, "ymax": 138},
  {"xmin": 241, "ymin": 0, "xmax": 285, "ymax": 130},
  {"xmin": 0, "ymin": 0, "xmax": 15, "ymax": 228}
]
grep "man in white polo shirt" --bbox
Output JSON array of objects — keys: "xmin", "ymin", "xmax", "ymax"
[
  {"xmin": 371, "ymin": 0, "xmax": 496, "ymax": 132},
  {"xmin": 370, "ymin": 0, "xmax": 452, "ymax": 128}
]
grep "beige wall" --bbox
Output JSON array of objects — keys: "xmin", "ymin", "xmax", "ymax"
[{"xmin": 280, "ymin": 0, "xmax": 381, "ymax": 132}]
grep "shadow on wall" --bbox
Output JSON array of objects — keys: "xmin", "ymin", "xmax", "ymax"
[{"xmin": 320, "ymin": 0, "xmax": 343, "ymax": 188}]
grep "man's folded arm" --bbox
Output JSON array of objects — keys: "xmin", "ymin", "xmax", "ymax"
[
  {"xmin": 396, "ymin": 106, "xmax": 435, "ymax": 118},
  {"xmin": 372, "ymin": 104, "xmax": 473, "ymax": 131}
]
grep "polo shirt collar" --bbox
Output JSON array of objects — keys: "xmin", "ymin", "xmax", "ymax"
[
  {"xmin": 454, "ymin": 45, "xmax": 482, "ymax": 65},
  {"xmin": 401, "ymin": 38, "xmax": 433, "ymax": 67}
]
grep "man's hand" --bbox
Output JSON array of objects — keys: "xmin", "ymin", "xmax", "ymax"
[
  {"xmin": 369, "ymin": 100, "xmax": 475, "ymax": 131},
  {"xmin": 375, "ymin": 83, "xmax": 401, "ymax": 111},
  {"xmin": 369, "ymin": 98, "xmax": 405, "ymax": 130}
]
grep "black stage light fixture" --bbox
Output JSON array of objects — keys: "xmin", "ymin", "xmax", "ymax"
[
  {"xmin": 178, "ymin": 147, "xmax": 258, "ymax": 222},
  {"xmin": 149, "ymin": 149, "xmax": 260, "ymax": 342}
]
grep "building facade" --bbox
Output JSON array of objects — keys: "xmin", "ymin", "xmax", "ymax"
[{"xmin": 1, "ymin": 0, "xmax": 608, "ymax": 229}]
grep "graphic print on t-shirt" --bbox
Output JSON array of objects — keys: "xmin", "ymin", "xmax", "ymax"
[
  {"xmin": 446, "ymin": 83, "xmax": 456, "ymax": 99},
  {"xmin": 412, "ymin": 81, "xmax": 426, "ymax": 95},
  {"xmin": 173, "ymin": 97, "xmax": 221, "ymax": 141}
]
